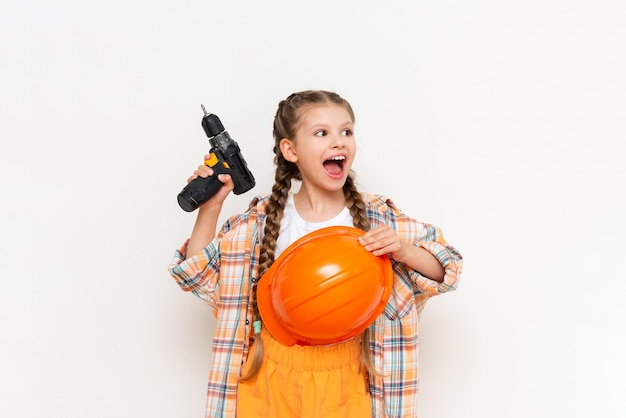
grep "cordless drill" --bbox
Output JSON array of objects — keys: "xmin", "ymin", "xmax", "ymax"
[{"xmin": 177, "ymin": 105, "xmax": 256, "ymax": 212}]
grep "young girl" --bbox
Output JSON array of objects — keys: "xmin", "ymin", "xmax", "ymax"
[{"xmin": 169, "ymin": 90, "xmax": 463, "ymax": 417}]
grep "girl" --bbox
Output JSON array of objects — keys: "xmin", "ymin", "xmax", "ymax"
[{"xmin": 169, "ymin": 90, "xmax": 463, "ymax": 417}]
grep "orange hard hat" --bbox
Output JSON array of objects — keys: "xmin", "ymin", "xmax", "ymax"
[{"xmin": 257, "ymin": 226, "xmax": 393, "ymax": 346}]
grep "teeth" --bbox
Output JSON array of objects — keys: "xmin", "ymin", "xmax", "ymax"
[{"xmin": 328, "ymin": 156, "xmax": 345, "ymax": 161}]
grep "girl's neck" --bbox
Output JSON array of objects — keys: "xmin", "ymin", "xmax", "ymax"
[{"xmin": 293, "ymin": 186, "xmax": 346, "ymax": 223}]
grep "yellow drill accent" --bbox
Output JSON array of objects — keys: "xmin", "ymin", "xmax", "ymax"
[{"xmin": 204, "ymin": 153, "xmax": 219, "ymax": 167}]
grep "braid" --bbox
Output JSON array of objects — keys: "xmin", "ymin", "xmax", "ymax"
[
  {"xmin": 258, "ymin": 164, "xmax": 293, "ymax": 278},
  {"xmin": 343, "ymin": 173, "xmax": 370, "ymax": 232},
  {"xmin": 240, "ymin": 158, "xmax": 295, "ymax": 382}
]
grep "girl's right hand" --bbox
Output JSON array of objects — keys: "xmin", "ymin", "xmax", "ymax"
[
  {"xmin": 187, "ymin": 154, "xmax": 235, "ymax": 207},
  {"xmin": 185, "ymin": 156, "xmax": 234, "ymax": 257}
]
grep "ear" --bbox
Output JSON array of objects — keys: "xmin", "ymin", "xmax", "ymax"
[{"xmin": 280, "ymin": 138, "xmax": 298, "ymax": 163}]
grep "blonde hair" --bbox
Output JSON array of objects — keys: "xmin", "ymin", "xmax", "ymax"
[{"xmin": 240, "ymin": 90, "xmax": 376, "ymax": 381}]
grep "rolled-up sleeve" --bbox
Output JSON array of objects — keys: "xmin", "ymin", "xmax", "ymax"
[
  {"xmin": 168, "ymin": 224, "xmax": 230, "ymax": 312},
  {"xmin": 169, "ymin": 238, "xmax": 219, "ymax": 286},
  {"xmin": 411, "ymin": 223, "xmax": 463, "ymax": 314},
  {"xmin": 416, "ymin": 239, "xmax": 462, "ymax": 291}
]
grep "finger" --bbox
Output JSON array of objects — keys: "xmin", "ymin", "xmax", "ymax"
[
  {"xmin": 358, "ymin": 226, "xmax": 380, "ymax": 243},
  {"xmin": 371, "ymin": 246, "xmax": 393, "ymax": 257},
  {"xmin": 359, "ymin": 225, "xmax": 392, "ymax": 245},
  {"xmin": 196, "ymin": 165, "xmax": 214, "ymax": 177},
  {"xmin": 363, "ymin": 237, "xmax": 399, "ymax": 254},
  {"xmin": 217, "ymin": 174, "xmax": 234, "ymax": 191}
]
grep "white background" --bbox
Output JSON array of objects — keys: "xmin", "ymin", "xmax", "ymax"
[{"xmin": 1, "ymin": 0, "xmax": 624, "ymax": 417}]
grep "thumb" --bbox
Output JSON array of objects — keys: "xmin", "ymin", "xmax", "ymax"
[{"xmin": 217, "ymin": 174, "xmax": 234, "ymax": 191}]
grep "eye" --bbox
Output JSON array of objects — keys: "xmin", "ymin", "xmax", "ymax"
[
  {"xmin": 342, "ymin": 129, "xmax": 353, "ymax": 136},
  {"xmin": 314, "ymin": 130, "xmax": 327, "ymax": 137}
]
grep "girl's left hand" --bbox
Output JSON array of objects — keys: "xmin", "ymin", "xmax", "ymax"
[{"xmin": 358, "ymin": 225, "xmax": 408, "ymax": 262}]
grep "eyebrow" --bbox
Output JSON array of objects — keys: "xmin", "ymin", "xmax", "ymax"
[{"xmin": 308, "ymin": 122, "xmax": 354, "ymax": 130}]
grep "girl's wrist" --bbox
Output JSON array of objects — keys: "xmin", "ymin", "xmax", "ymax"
[
  {"xmin": 390, "ymin": 241, "xmax": 410, "ymax": 264},
  {"xmin": 198, "ymin": 200, "xmax": 223, "ymax": 215}
]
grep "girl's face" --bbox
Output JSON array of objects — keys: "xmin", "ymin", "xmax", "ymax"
[{"xmin": 280, "ymin": 104, "xmax": 356, "ymax": 193}]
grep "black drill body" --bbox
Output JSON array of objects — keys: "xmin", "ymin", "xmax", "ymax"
[{"xmin": 177, "ymin": 107, "xmax": 255, "ymax": 212}]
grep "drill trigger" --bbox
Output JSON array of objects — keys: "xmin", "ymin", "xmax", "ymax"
[{"xmin": 204, "ymin": 153, "xmax": 219, "ymax": 167}]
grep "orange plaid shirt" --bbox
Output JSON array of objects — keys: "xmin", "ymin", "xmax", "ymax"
[{"xmin": 169, "ymin": 194, "xmax": 463, "ymax": 417}]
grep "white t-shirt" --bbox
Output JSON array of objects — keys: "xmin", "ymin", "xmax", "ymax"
[{"xmin": 274, "ymin": 194, "xmax": 354, "ymax": 259}]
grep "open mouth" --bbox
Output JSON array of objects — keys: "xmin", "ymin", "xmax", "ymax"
[{"xmin": 323, "ymin": 155, "xmax": 346, "ymax": 177}]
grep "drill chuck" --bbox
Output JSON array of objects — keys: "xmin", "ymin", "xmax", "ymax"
[{"xmin": 200, "ymin": 105, "xmax": 225, "ymax": 137}]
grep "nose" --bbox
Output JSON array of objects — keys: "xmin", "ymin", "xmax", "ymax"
[{"xmin": 330, "ymin": 132, "xmax": 346, "ymax": 149}]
